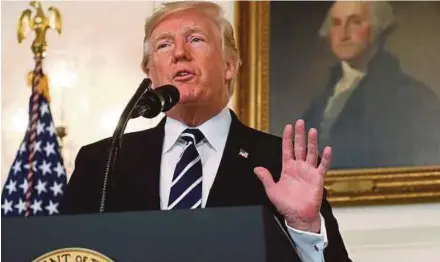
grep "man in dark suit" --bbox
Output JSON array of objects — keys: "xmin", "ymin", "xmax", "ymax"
[
  {"xmin": 61, "ymin": 1, "xmax": 351, "ymax": 261},
  {"xmin": 303, "ymin": 1, "xmax": 440, "ymax": 169}
]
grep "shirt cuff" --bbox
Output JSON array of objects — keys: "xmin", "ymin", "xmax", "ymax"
[{"xmin": 285, "ymin": 213, "xmax": 328, "ymax": 262}]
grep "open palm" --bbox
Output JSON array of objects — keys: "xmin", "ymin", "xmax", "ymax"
[{"xmin": 254, "ymin": 120, "xmax": 332, "ymax": 232}]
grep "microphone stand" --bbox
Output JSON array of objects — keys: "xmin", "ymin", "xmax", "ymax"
[{"xmin": 99, "ymin": 78, "xmax": 152, "ymax": 213}]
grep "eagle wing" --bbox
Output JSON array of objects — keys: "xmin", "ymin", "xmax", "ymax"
[
  {"xmin": 48, "ymin": 6, "xmax": 62, "ymax": 34},
  {"xmin": 17, "ymin": 9, "xmax": 32, "ymax": 43}
]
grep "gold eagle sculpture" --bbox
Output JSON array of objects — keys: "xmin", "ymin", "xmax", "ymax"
[
  {"xmin": 18, "ymin": 1, "xmax": 62, "ymax": 101},
  {"xmin": 17, "ymin": 1, "xmax": 62, "ymax": 57}
]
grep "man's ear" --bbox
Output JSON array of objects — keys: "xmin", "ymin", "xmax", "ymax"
[{"xmin": 224, "ymin": 57, "xmax": 238, "ymax": 82}]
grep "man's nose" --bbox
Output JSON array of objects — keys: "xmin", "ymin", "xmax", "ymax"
[
  {"xmin": 172, "ymin": 40, "xmax": 191, "ymax": 62},
  {"xmin": 340, "ymin": 24, "xmax": 351, "ymax": 41}
]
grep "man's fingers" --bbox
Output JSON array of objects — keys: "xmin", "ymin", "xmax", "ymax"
[
  {"xmin": 318, "ymin": 146, "xmax": 332, "ymax": 176},
  {"xmin": 254, "ymin": 167, "xmax": 276, "ymax": 190},
  {"xmin": 282, "ymin": 124, "xmax": 294, "ymax": 162},
  {"xmin": 306, "ymin": 128, "xmax": 319, "ymax": 166},
  {"xmin": 294, "ymin": 119, "xmax": 306, "ymax": 161}
]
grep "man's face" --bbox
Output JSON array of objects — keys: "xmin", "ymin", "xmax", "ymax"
[
  {"xmin": 147, "ymin": 10, "xmax": 235, "ymax": 108},
  {"xmin": 329, "ymin": 2, "xmax": 372, "ymax": 62}
]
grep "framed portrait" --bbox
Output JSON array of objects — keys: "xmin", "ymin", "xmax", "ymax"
[{"xmin": 233, "ymin": 1, "xmax": 440, "ymax": 206}]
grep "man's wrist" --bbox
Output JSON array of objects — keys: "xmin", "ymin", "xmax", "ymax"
[{"xmin": 286, "ymin": 216, "xmax": 321, "ymax": 233}]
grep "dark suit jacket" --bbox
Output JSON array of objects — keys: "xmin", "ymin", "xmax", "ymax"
[
  {"xmin": 303, "ymin": 50, "xmax": 440, "ymax": 169},
  {"xmin": 60, "ymin": 110, "xmax": 351, "ymax": 262}
]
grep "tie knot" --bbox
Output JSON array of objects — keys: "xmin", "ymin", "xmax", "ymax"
[{"xmin": 180, "ymin": 128, "xmax": 205, "ymax": 145}]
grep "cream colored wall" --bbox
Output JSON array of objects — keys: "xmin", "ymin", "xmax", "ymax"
[
  {"xmin": 2, "ymin": 1, "xmax": 439, "ymax": 261},
  {"xmin": 1, "ymin": 0, "xmax": 234, "ymax": 181},
  {"xmin": 334, "ymin": 203, "xmax": 440, "ymax": 262}
]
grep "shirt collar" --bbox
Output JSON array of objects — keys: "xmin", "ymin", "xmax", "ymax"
[
  {"xmin": 163, "ymin": 106, "xmax": 232, "ymax": 153},
  {"xmin": 341, "ymin": 61, "xmax": 366, "ymax": 80}
]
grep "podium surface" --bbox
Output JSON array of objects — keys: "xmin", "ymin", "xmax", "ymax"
[{"xmin": 2, "ymin": 206, "xmax": 300, "ymax": 261}]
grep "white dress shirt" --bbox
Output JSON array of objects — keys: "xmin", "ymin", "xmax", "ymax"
[
  {"xmin": 320, "ymin": 61, "xmax": 366, "ymax": 144},
  {"xmin": 160, "ymin": 106, "xmax": 328, "ymax": 262}
]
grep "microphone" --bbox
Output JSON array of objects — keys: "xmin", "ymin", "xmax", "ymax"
[
  {"xmin": 98, "ymin": 78, "xmax": 152, "ymax": 213},
  {"xmin": 131, "ymin": 84, "xmax": 180, "ymax": 119},
  {"xmin": 99, "ymin": 79, "xmax": 180, "ymax": 213},
  {"xmin": 108, "ymin": 78, "xmax": 152, "ymax": 148}
]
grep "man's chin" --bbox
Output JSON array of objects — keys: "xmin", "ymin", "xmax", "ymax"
[
  {"xmin": 176, "ymin": 95, "xmax": 202, "ymax": 105},
  {"xmin": 335, "ymin": 48, "xmax": 367, "ymax": 62},
  {"xmin": 337, "ymin": 52, "xmax": 358, "ymax": 61}
]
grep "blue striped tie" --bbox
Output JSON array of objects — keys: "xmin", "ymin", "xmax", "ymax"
[{"xmin": 168, "ymin": 128, "xmax": 204, "ymax": 209}]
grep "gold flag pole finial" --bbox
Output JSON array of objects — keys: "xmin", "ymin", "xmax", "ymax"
[
  {"xmin": 17, "ymin": 0, "xmax": 62, "ymax": 57},
  {"xmin": 17, "ymin": 1, "xmax": 62, "ymax": 102}
]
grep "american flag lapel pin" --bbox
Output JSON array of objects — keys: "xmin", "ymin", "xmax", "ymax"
[{"xmin": 238, "ymin": 149, "xmax": 249, "ymax": 158}]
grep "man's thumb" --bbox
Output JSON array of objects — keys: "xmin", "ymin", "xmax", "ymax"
[{"xmin": 254, "ymin": 167, "xmax": 275, "ymax": 189}]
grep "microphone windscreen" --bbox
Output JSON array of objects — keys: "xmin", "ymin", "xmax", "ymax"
[
  {"xmin": 140, "ymin": 84, "xmax": 180, "ymax": 118},
  {"xmin": 157, "ymin": 85, "xmax": 180, "ymax": 112}
]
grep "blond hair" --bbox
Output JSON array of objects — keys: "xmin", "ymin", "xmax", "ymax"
[{"xmin": 141, "ymin": 1, "xmax": 241, "ymax": 95}]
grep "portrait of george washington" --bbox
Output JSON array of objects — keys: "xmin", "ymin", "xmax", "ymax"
[{"xmin": 269, "ymin": 1, "xmax": 440, "ymax": 169}]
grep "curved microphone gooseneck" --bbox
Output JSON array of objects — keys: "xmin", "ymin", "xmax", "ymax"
[
  {"xmin": 99, "ymin": 78, "xmax": 152, "ymax": 213},
  {"xmin": 98, "ymin": 80, "xmax": 180, "ymax": 213}
]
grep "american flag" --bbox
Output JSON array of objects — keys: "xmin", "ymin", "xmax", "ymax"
[{"xmin": 1, "ymin": 92, "xmax": 67, "ymax": 217}]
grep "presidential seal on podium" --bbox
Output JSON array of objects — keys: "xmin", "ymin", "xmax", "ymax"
[{"xmin": 33, "ymin": 248, "xmax": 114, "ymax": 262}]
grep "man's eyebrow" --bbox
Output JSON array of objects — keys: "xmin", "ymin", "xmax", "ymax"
[
  {"xmin": 152, "ymin": 32, "xmax": 174, "ymax": 43},
  {"xmin": 184, "ymin": 27, "xmax": 207, "ymax": 35},
  {"xmin": 151, "ymin": 26, "xmax": 208, "ymax": 43},
  {"xmin": 331, "ymin": 13, "xmax": 364, "ymax": 23},
  {"xmin": 347, "ymin": 14, "xmax": 363, "ymax": 20}
]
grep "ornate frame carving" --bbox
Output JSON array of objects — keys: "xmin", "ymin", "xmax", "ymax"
[{"xmin": 234, "ymin": 1, "xmax": 440, "ymax": 206}]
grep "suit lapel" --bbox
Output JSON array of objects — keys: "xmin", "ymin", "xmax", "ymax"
[
  {"xmin": 206, "ymin": 111, "xmax": 254, "ymax": 207},
  {"xmin": 112, "ymin": 111, "xmax": 257, "ymax": 211},
  {"xmin": 112, "ymin": 117, "xmax": 166, "ymax": 212}
]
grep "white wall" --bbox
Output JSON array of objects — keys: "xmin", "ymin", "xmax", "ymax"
[
  {"xmin": 1, "ymin": 0, "xmax": 235, "ymax": 180},
  {"xmin": 333, "ymin": 203, "xmax": 440, "ymax": 262},
  {"xmin": 2, "ymin": 1, "xmax": 159, "ymax": 180},
  {"xmin": 1, "ymin": 1, "xmax": 439, "ymax": 261}
]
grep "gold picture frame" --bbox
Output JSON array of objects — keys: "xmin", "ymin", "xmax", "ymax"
[{"xmin": 233, "ymin": 1, "xmax": 440, "ymax": 207}]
